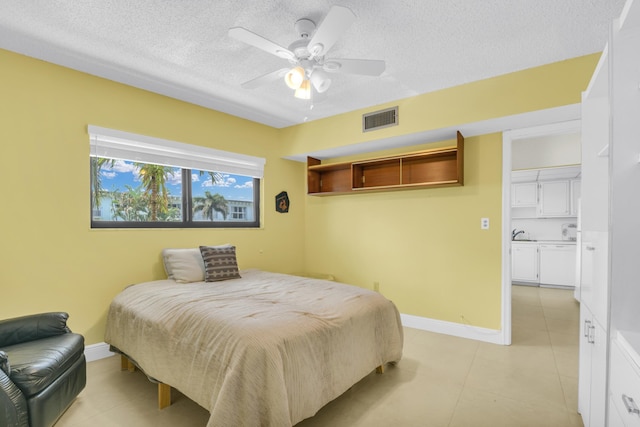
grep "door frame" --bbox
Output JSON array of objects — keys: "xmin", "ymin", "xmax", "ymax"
[{"xmin": 501, "ymin": 119, "xmax": 581, "ymax": 345}]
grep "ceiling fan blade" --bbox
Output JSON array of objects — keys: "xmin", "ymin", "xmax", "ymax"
[
  {"xmin": 307, "ymin": 6, "xmax": 356, "ymax": 57},
  {"xmin": 241, "ymin": 68, "xmax": 289, "ymax": 89},
  {"xmin": 323, "ymin": 59, "xmax": 385, "ymax": 76},
  {"xmin": 228, "ymin": 27, "xmax": 295, "ymax": 60}
]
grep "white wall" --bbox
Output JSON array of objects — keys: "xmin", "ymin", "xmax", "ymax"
[
  {"xmin": 512, "ymin": 132, "xmax": 581, "ymax": 170},
  {"xmin": 512, "ymin": 218, "xmax": 577, "ymax": 241}
]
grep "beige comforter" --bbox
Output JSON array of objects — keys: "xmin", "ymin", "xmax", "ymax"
[{"xmin": 104, "ymin": 269, "xmax": 403, "ymax": 427}]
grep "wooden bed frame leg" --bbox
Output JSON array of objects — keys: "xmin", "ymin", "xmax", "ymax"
[
  {"xmin": 158, "ymin": 383, "xmax": 171, "ymax": 409},
  {"xmin": 120, "ymin": 355, "xmax": 136, "ymax": 372},
  {"xmin": 120, "ymin": 355, "xmax": 171, "ymax": 409},
  {"xmin": 376, "ymin": 365, "xmax": 385, "ymax": 374}
]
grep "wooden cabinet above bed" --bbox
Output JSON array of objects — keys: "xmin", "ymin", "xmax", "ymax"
[{"xmin": 307, "ymin": 131, "xmax": 464, "ymax": 195}]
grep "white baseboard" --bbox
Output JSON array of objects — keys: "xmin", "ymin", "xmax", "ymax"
[
  {"xmin": 84, "ymin": 315, "xmax": 506, "ymax": 362},
  {"xmin": 84, "ymin": 342, "xmax": 115, "ymax": 362},
  {"xmin": 400, "ymin": 313, "xmax": 506, "ymax": 345}
]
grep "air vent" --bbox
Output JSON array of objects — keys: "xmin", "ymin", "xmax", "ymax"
[{"xmin": 363, "ymin": 106, "xmax": 398, "ymax": 132}]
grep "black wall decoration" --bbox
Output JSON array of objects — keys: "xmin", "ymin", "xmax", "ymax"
[{"xmin": 275, "ymin": 191, "xmax": 289, "ymax": 213}]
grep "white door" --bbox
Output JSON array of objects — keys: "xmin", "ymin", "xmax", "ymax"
[
  {"xmin": 578, "ymin": 306, "xmax": 593, "ymax": 426},
  {"xmin": 589, "ymin": 317, "xmax": 608, "ymax": 427},
  {"xmin": 580, "ymin": 97, "xmax": 609, "ymax": 233},
  {"xmin": 580, "ymin": 235, "xmax": 596, "ymax": 313},
  {"xmin": 571, "ymin": 180, "xmax": 581, "ymax": 216},
  {"xmin": 590, "ymin": 231, "xmax": 609, "ymax": 328}
]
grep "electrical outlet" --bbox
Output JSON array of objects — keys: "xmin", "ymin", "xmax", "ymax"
[
  {"xmin": 481, "ymin": 218, "xmax": 490, "ymax": 229},
  {"xmin": 373, "ymin": 281, "xmax": 380, "ymax": 292}
]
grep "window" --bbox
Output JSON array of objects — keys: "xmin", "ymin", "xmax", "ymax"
[
  {"xmin": 231, "ymin": 206, "xmax": 247, "ymax": 220},
  {"xmin": 89, "ymin": 126, "xmax": 264, "ymax": 229}
]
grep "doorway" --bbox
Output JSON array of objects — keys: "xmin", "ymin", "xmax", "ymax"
[{"xmin": 501, "ymin": 119, "xmax": 581, "ymax": 345}]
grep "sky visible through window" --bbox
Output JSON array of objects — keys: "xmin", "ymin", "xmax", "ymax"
[{"xmin": 100, "ymin": 159, "xmax": 254, "ymax": 201}]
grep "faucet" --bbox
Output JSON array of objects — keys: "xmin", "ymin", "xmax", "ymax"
[{"xmin": 512, "ymin": 229, "xmax": 525, "ymax": 241}]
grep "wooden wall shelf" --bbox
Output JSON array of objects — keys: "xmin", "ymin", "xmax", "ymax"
[{"xmin": 307, "ymin": 131, "xmax": 464, "ymax": 195}]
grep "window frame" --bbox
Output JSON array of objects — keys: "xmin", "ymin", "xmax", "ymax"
[{"xmin": 88, "ymin": 126, "xmax": 264, "ymax": 229}]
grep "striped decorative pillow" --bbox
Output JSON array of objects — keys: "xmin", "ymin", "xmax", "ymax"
[{"xmin": 199, "ymin": 245, "xmax": 241, "ymax": 282}]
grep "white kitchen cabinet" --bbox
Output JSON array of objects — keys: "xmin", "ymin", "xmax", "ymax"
[
  {"xmin": 511, "ymin": 168, "xmax": 580, "ymax": 217},
  {"xmin": 607, "ymin": 1, "xmax": 640, "ymax": 425},
  {"xmin": 578, "ymin": 304, "xmax": 608, "ymax": 427},
  {"xmin": 538, "ymin": 180, "xmax": 571, "ymax": 217},
  {"xmin": 513, "ymin": 242, "xmax": 577, "ymax": 286},
  {"xmin": 511, "ymin": 182, "xmax": 537, "ymax": 207},
  {"xmin": 608, "ymin": 397, "xmax": 627, "ymax": 427},
  {"xmin": 539, "ymin": 244, "xmax": 576, "ymax": 287},
  {"xmin": 609, "ymin": 334, "xmax": 640, "ymax": 427},
  {"xmin": 511, "ymin": 243, "xmax": 538, "ymax": 283}
]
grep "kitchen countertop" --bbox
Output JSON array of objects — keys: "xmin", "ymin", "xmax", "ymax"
[{"xmin": 512, "ymin": 240, "xmax": 576, "ymax": 244}]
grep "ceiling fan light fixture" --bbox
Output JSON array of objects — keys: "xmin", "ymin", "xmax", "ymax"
[
  {"xmin": 323, "ymin": 61, "xmax": 342, "ymax": 73},
  {"xmin": 310, "ymin": 69, "xmax": 331, "ymax": 93},
  {"xmin": 230, "ymin": 5, "xmax": 385, "ymax": 103},
  {"xmin": 294, "ymin": 80, "xmax": 311, "ymax": 99},
  {"xmin": 284, "ymin": 66, "xmax": 305, "ymax": 89},
  {"xmin": 309, "ymin": 43, "xmax": 324, "ymax": 57}
]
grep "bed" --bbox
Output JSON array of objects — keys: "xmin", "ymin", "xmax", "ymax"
[{"xmin": 104, "ymin": 248, "xmax": 403, "ymax": 427}]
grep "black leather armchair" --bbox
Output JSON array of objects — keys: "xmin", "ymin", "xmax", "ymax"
[{"xmin": 0, "ymin": 312, "xmax": 86, "ymax": 427}]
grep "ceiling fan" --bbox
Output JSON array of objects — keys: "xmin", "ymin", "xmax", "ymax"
[{"xmin": 228, "ymin": 5, "xmax": 385, "ymax": 100}]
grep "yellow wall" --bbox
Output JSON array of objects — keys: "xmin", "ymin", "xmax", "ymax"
[
  {"xmin": 281, "ymin": 54, "xmax": 599, "ymax": 155},
  {"xmin": 303, "ymin": 134, "xmax": 503, "ymax": 328},
  {"xmin": 284, "ymin": 54, "xmax": 599, "ymax": 330},
  {"xmin": 0, "ymin": 49, "xmax": 306, "ymax": 343},
  {"xmin": 0, "ymin": 48, "xmax": 599, "ymax": 341}
]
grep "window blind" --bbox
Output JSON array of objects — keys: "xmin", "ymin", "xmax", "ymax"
[{"xmin": 88, "ymin": 125, "xmax": 266, "ymax": 178}]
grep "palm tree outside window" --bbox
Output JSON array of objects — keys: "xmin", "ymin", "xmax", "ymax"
[{"xmin": 90, "ymin": 157, "xmax": 260, "ymax": 228}]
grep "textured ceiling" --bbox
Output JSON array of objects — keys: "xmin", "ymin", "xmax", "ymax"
[{"xmin": 0, "ymin": 0, "xmax": 626, "ymax": 128}]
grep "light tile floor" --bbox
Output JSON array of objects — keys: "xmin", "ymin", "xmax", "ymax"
[{"xmin": 57, "ymin": 285, "xmax": 583, "ymax": 426}]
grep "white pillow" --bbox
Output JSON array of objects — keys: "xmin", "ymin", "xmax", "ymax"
[
  {"xmin": 162, "ymin": 246, "xmax": 231, "ymax": 283},
  {"xmin": 162, "ymin": 248, "xmax": 205, "ymax": 283}
]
